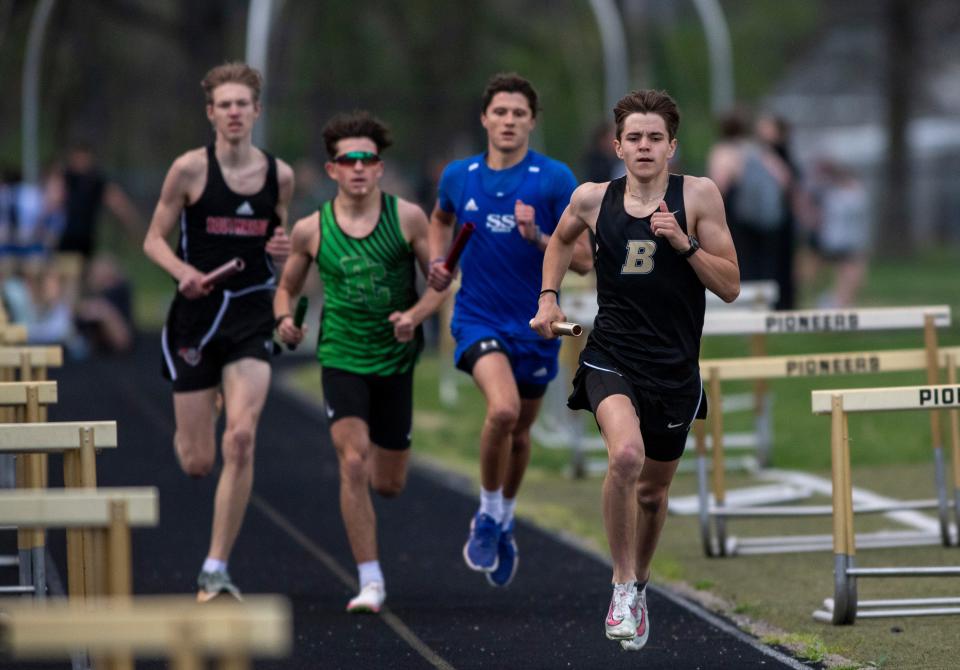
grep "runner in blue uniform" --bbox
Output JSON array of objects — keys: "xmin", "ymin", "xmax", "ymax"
[{"xmin": 428, "ymin": 73, "xmax": 593, "ymax": 586}]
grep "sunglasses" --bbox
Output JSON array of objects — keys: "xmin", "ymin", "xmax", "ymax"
[{"xmin": 332, "ymin": 151, "xmax": 381, "ymax": 166}]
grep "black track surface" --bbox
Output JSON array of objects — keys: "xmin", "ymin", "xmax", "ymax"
[{"xmin": 4, "ymin": 339, "xmax": 812, "ymax": 669}]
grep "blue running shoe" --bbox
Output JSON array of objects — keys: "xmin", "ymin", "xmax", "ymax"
[
  {"xmin": 486, "ymin": 520, "xmax": 519, "ymax": 587},
  {"xmin": 463, "ymin": 512, "xmax": 501, "ymax": 572}
]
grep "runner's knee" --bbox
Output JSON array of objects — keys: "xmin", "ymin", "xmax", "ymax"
[
  {"xmin": 222, "ymin": 426, "xmax": 255, "ymax": 467},
  {"xmin": 636, "ymin": 483, "xmax": 668, "ymax": 515},
  {"xmin": 510, "ymin": 429, "xmax": 531, "ymax": 455},
  {"xmin": 338, "ymin": 448, "xmax": 369, "ymax": 488},
  {"xmin": 176, "ymin": 438, "xmax": 215, "ymax": 478},
  {"xmin": 486, "ymin": 402, "xmax": 520, "ymax": 433},
  {"xmin": 372, "ymin": 473, "xmax": 406, "ymax": 498},
  {"xmin": 607, "ymin": 441, "xmax": 644, "ymax": 481}
]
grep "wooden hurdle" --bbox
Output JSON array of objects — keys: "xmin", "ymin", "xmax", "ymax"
[
  {"xmin": 696, "ymin": 346, "xmax": 960, "ymax": 557},
  {"xmin": 1, "ymin": 594, "xmax": 291, "ymax": 670},
  {"xmin": 0, "ymin": 381, "xmax": 58, "ymax": 596},
  {"xmin": 0, "ymin": 420, "xmax": 118, "ymax": 600},
  {"xmin": 0, "ymin": 487, "xmax": 158, "ymax": 670},
  {"xmin": 0, "ymin": 487, "xmax": 158, "ymax": 597},
  {"xmin": 810, "ymin": 382, "xmax": 960, "ymax": 624},
  {"xmin": 0, "ymin": 345, "xmax": 64, "ymax": 500},
  {"xmin": 694, "ymin": 305, "xmax": 951, "ymax": 557},
  {"xmin": 0, "ymin": 323, "xmax": 28, "ymax": 345}
]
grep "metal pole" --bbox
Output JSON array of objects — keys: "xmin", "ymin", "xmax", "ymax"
[
  {"xmin": 587, "ymin": 0, "xmax": 630, "ymax": 112},
  {"xmin": 245, "ymin": 0, "xmax": 278, "ymax": 146},
  {"xmin": 690, "ymin": 0, "xmax": 734, "ymax": 116},
  {"xmin": 21, "ymin": 0, "xmax": 56, "ymax": 184}
]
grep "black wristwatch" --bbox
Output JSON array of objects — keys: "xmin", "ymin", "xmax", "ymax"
[{"xmin": 679, "ymin": 235, "xmax": 700, "ymax": 259}]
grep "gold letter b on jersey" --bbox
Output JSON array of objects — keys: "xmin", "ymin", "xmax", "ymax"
[{"xmin": 621, "ymin": 240, "xmax": 656, "ymax": 274}]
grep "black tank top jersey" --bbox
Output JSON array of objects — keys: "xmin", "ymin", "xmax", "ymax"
[
  {"xmin": 583, "ymin": 174, "xmax": 705, "ymax": 392},
  {"xmin": 178, "ymin": 145, "xmax": 281, "ymax": 292}
]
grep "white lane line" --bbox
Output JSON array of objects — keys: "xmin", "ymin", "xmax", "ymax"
[{"xmin": 251, "ymin": 493, "xmax": 456, "ymax": 670}]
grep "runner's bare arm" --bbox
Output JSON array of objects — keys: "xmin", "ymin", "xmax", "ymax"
[
  {"xmin": 266, "ymin": 160, "xmax": 296, "ymax": 266},
  {"xmin": 570, "ymin": 229, "xmax": 594, "ymax": 275},
  {"xmin": 274, "ymin": 212, "xmax": 318, "ymax": 345},
  {"xmin": 391, "ymin": 200, "xmax": 450, "ymax": 342},
  {"xmin": 684, "ymin": 176, "xmax": 740, "ymax": 303},
  {"xmin": 143, "ymin": 151, "xmax": 209, "ymax": 297},
  {"xmin": 530, "ymin": 182, "xmax": 604, "ymax": 338},
  {"xmin": 426, "ymin": 203, "xmax": 457, "ymax": 291}
]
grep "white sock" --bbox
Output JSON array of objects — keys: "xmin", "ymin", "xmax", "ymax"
[
  {"xmin": 500, "ymin": 497, "xmax": 517, "ymax": 528},
  {"xmin": 358, "ymin": 560, "xmax": 383, "ymax": 589},
  {"xmin": 479, "ymin": 487, "xmax": 503, "ymax": 520},
  {"xmin": 202, "ymin": 558, "xmax": 227, "ymax": 574}
]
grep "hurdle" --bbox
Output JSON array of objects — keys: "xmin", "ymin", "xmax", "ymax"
[
  {"xmin": 0, "ymin": 345, "xmax": 64, "ymax": 492},
  {"xmin": 0, "ymin": 420, "xmax": 119, "ymax": 600},
  {"xmin": 810, "ymin": 381, "xmax": 960, "ymax": 624},
  {"xmin": 1, "ymin": 594, "xmax": 291, "ymax": 670},
  {"xmin": 0, "ymin": 487, "xmax": 158, "ymax": 670},
  {"xmin": 0, "ymin": 381, "xmax": 58, "ymax": 595},
  {"xmin": 696, "ymin": 346, "xmax": 960, "ymax": 556},
  {"xmin": 694, "ymin": 305, "xmax": 951, "ymax": 556},
  {"xmin": 0, "ymin": 323, "xmax": 28, "ymax": 345},
  {"xmin": 0, "ymin": 487, "xmax": 158, "ymax": 597}
]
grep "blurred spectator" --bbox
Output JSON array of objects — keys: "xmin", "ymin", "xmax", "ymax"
[
  {"xmin": 2, "ymin": 258, "xmax": 79, "ymax": 351},
  {"xmin": 2, "ymin": 252, "xmax": 134, "ymax": 357},
  {"xmin": 806, "ymin": 159, "xmax": 871, "ymax": 308},
  {"xmin": 580, "ymin": 122, "xmax": 625, "ymax": 183},
  {"xmin": 754, "ymin": 113, "xmax": 801, "ymax": 309},
  {"xmin": 707, "ymin": 111, "xmax": 791, "ymax": 296},
  {"xmin": 0, "ymin": 166, "xmax": 65, "ymax": 276},
  {"xmin": 58, "ymin": 143, "xmax": 142, "ymax": 259},
  {"xmin": 75, "ymin": 254, "xmax": 135, "ymax": 354}
]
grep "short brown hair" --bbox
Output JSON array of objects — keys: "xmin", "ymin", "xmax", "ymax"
[
  {"xmin": 201, "ymin": 62, "xmax": 263, "ymax": 104},
  {"xmin": 322, "ymin": 110, "xmax": 392, "ymax": 158},
  {"xmin": 613, "ymin": 89, "xmax": 680, "ymax": 140},
  {"xmin": 482, "ymin": 73, "xmax": 539, "ymax": 118}
]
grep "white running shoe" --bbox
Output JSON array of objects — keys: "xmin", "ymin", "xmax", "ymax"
[
  {"xmin": 620, "ymin": 584, "xmax": 650, "ymax": 651},
  {"xmin": 346, "ymin": 581, "xmax": 386, "ymax": 614},
  {"xmin": 604, "ymin": 582, "xmax": 638, "ymax": 640}
]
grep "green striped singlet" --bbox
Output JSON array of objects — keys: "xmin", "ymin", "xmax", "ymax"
[{"xmin": 315, "ymin": 193, "xmax": 422, "ymax": 375}]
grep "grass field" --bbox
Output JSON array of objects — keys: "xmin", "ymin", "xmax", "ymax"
[{"xmin": 283, "ymin": 250, "xmax": 960, "ymax": 669}]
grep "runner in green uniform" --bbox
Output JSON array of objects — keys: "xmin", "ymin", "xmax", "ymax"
[{"xmin": 274, "ymin": 111, "xmax": 446, "ymax": 614}]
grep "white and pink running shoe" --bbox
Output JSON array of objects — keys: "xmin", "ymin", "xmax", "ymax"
[
  {"xmin": 621, "ymin": 584, "xmax": 650, "ymax": 651},
  {"xmin": 346, "ymin": 581, "xmax": 386, "ymax": 614},
  {"xmin": 604, "ymin": 582, "xmax": 638, "ymax": 640}
]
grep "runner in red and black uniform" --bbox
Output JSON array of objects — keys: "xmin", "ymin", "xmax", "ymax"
[{"xmin": 143, "ymin": 62, "xmax": 294, "ymax": 602}]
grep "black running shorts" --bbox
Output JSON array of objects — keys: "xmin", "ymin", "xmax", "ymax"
[
  {"xmin": 568, "ymin": 363, "xmax": 707, "ymax": 462},
  {"xmin": 321, "ymin": 366, "xmax": 414, "ymax": 451},
  {"xmin": 161, "ymin": 290, "xmax": 275, "ymax": 392}
]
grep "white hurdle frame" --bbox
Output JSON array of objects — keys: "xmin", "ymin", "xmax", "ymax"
[
  {"xmin": 695, "ymin": 305, "xmax": 952, "ymax": 557},
  {"xmin": 811, "ymin": 379, "xmax": 960, "ymax": 624}
]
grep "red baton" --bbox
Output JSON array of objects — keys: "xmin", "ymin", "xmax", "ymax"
[
  {"xmin": 444, "ymin": 222, "xmax": 476, "ymax": 271},
  {"xmin": 201, "ymin": 257, "xmax": 245, "ymax": 288}
]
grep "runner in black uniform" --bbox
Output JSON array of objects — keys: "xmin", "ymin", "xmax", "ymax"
[
  {"xmin": 530, "ymin": 89, "xmax": 739, "ymax": 651},
  {"xmin": 161, "ymin": 143, "xmax": 281, "ymax": 389},
  {"xmin": 143, "ymin": 62, "xmax": 294, "ymax": 602}
]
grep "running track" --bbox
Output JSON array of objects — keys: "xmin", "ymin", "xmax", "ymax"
[{"xmin": 10, "ymin": 339, "xmax": 817, "ymax": 669}]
